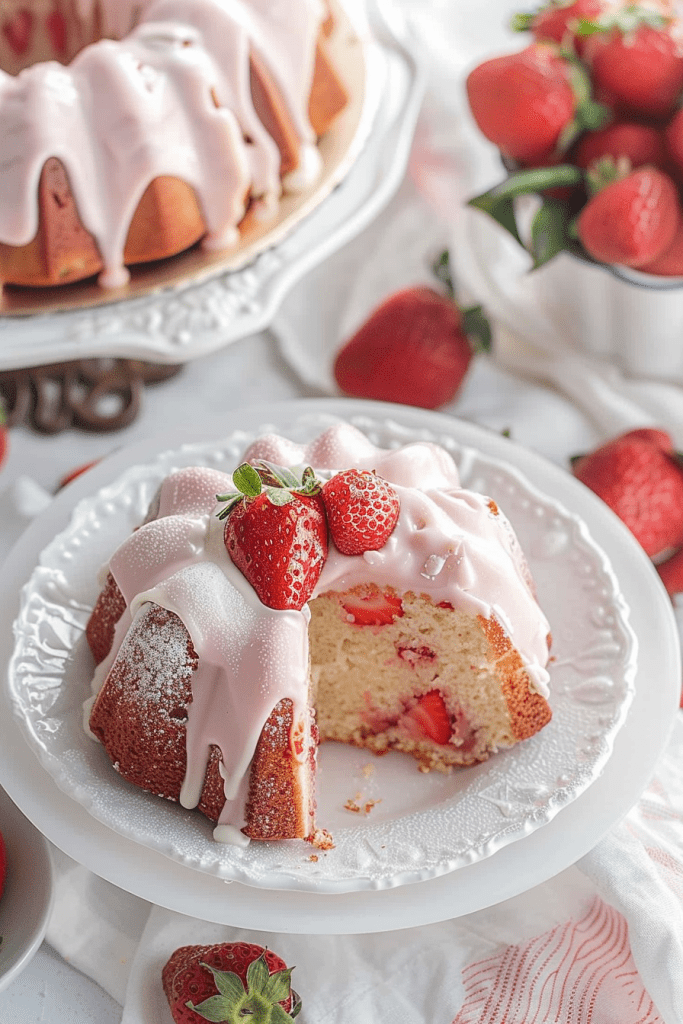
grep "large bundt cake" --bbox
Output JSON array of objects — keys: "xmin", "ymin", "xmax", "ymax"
[
  {"xmin": 84, "ymin": 424, "xmax": 552, "ymax": 845},
  {"xmin": 0, "ymin": 0, "xmax": 349, "ymax": 289}
]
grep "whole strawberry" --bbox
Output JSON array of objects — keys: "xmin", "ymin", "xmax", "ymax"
[
  {"xmin": 640, "ymin": 222, "xmax": 683, "ymax": 276},
  {"xmin": 512, "ymin": 0, "xmax": 606, "ymax": 54},
  {"xmin": 162, "ymin": 941, "xmax": 301, "ymax": 1024},
  {"xmin": 664, "ymin": 106, "xmax": 683, "ymax": 179},
  {"xmin": 333, "ymin": 251, "xmax": 490, "ymax": 410},
  {"xmin": 573, "ymin": 121, "xmax": 668, "ymax": 173},
  {"xmin": 466, "ymin": 43, "xmax": 578, "ymax": 164},
  {"xmin": 321, "ymin": 469, "xmax": 400, "ymax": 555},
  {"xmin": 581, "ymin": 6, "xmax": 683, "ymax": 119},
  {"xmin": 218, "ymin": 461, "xmax": 328, "ymax": 611},
  {"xmin": 571, "ymin": 428, "xmax": 683, "ymax": 557},
  {"xmin": 576, "ymin": 162, "xmax": 680, "ymax": 268}
]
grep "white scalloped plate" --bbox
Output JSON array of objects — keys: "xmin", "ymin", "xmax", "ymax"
[{"xmin": 5, "ymin": 406, "xmax": 638, "ymax": 893}]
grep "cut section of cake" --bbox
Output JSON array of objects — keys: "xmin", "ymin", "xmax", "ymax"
[{"xmin": 85, "ymin": 423, "xmax": 552, "ymax": 844}]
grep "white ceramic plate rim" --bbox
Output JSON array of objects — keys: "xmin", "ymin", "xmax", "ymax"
[
  {"xmin": 0, "ymin": 786, "xmax": 54, "ymax": 994},
  {"xmin": 0, "ymin": 400, "xmax": 677, "ymax": 928},
  {"xmin": 6, "ymin": 405, "xmax": 637, "ymax": 893}
]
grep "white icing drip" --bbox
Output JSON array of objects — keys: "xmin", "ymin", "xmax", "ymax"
[
  {"xmin": 282, "ymin": 143, "xmax": 323, "ymax": 193},
  {"xmin": 90, "ymin": 426, "xmax": 551, "ymax": 844},
  {"xmin": 0, "ymin": 0, "xmax": 325, "ymax": 286}
]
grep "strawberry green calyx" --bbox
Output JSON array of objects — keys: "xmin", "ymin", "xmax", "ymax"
[
  {"xmin": 430, "ymin": 250, "xmax": 492, "ymax": 351},
  {"xmin": 510, "ymin": 10, "xmax": 536, "ymax": 32},
  {"xmin": 186, "ymin": 953, "xmax": 301, "ymax": 1023},
  {"xmin": 431, "ymin": 249, "xmax": 456, "ymax": 298},
  {"xmin": 558, "ymin": 57, "xmax": 611, "ymax": 152},
  {"xmin": 585, "ymin": 154, "xmax": 631, "ymax": 196},
  {"xmin": 216, "ymin": 461, "xmax": 321, "ymax": 520},
  {"xmin": 577, "ymin": 5, "xmax": 669, "ymax": 37}
]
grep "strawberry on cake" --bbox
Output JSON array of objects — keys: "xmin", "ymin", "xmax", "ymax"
[{"xmin": 84, "ymin": 423, "xmax": 552, "ymax": 845}]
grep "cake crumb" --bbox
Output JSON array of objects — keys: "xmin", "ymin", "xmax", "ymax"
[
  {"xmin": 361, "ymin": 763, "xmax": 375, "ymax": 779},
  {"xmin": 309, "ymin": 828, "xmax": 335, "ymax": 851},
  {"xmin": 344, "ymin": 792, "xmax": 382, "ymax": 816},
  {"xmin": 308, "ymin": 854, "xmax": 319, "ymax": 862}
]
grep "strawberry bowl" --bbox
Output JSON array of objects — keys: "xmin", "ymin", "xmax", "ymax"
[
  {"xmin": 453, "ymin": 202, "xmax": 683, "ymax": 385},
  {"xmin": 457, "ymin": 0, "xmax": 683, "ymax": 385}
]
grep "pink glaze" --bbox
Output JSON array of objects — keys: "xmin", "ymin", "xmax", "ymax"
[
  {"xmin": 0, "ymin": 0, "xmax": 325, "ymax": 287},
  {"xmin": 88, "ymin": 423, "xmax": 551, "ymax": 844}
]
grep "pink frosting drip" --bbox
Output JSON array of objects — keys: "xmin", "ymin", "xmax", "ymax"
[
  {"xmin": 0, "ymin": 0, "xmax": 325, "ymax": 287},
  {"xmin": 92, "ymin": 424, "xmax": 551, "ymax": 843}
]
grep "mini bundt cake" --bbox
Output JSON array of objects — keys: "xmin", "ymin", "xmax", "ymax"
[
  {"xmin": 0, "ymin": 0, "xmax": 349, "ymax": 289},
  {"xmin": 84, "ymin": 424, "xmax": 552, "ymax": 845}
]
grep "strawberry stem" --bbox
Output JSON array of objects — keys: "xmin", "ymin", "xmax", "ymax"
[
  {"xmin": 510, "ymin": 11, "xmax": 535, "ymax": 32},
  {"xmin": 431, "ymin": 249, "xmax": 455, "ymax": 298},
  {"xmin": 461, "ymin": 306, "xmax": 492, "ymax": 352}
]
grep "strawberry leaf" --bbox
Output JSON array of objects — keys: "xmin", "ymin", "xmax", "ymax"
[
  {"xmin": 529, "ymin": 198, "xmax": 572, "ymax": 267},
  {"xmin": 298, "ymin": 466, "xmax": 321, "ymax": 495},
  {"xmin": 233, "ymin": 463, "xmax": 263, "ymax": 498},
  {"xmin": 270, "ymin": 1005, "xmax": 297, "ymax": 1023},
  {"xmin": 460, "ymin": 306, "xmax": 492, "ymax": 352},
  {"xmin": 261, "ymin": 967, "xmax": 294, "ymax": 1004},
  {"xmin": 468, "ymin": 192, "xmax": 521, "ymax": 245},
  {"xmin": 265, "ymin": 487, "xmax": 296, "ymax": 506},
  {"xmin": 200, "ymin": 963, "xmax": 246, "ymax": 1002},
  {"xmin": 252, "ymin": 460, "xmax": 301, "ymax": 489},
  {"xmin": 290, "ymin": 990, "xmax": 302, "ymax": 1019},
  {"xmin": 468, "ymin": 165, "xmax": 583, "ymax": 244},
  {"xmin": 186, "ymin": 994, "xmax": 232, "ymax": 1022},
  {"xmin": 215, "ymin": 493, "xmax": 243, "ymax": 521},
  {"xmin": 246, "ymin": 953, "xmax": 271, "ymax": 994}
]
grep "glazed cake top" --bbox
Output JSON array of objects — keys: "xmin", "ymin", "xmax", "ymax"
[{"xmin": 88, "ymin": 422, "xmax": 551, "ymax": 844}]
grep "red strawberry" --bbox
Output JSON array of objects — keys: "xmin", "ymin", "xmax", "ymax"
[
  {"xmin": 573, "ymin": 121, "xmax": 668, "ymax": 173},
  {"xmin": 334, "ymin": 252, "xmax": 490, "ymax": 410},
  {"xmin": 582, "ymin": 8, "xmax": 683, "ymax": 119},
  {"xmin": 0, "ymin": 828, "xmax": 6, "ymax": 899},
  {"xmin": 639, "ymin": 221, "xmax": 683, "ymax": 276},
  {"xmin": 466, "ymin": 44, "xmax": 577, "ymax": 164},
  {"xmin": 321, "ymin": 469, "xmax": 399, "ymax": 556},
  {"xmin": 571, "ymin": 428, "xmax": 683, "ymax": 557},
  {"xmin": 339, "ymin": 585, "xmax": 404, "ymax": 626},
  {"xmin": 400, "ymin": 690, "xmax": 452, "ymax": 745},
  {"xmin": 218, "ymin": 461, "xmax": 328, "ymax": 611},
  {"xmin": 162, "ymin": 941, "xmax": 300, "ymax": 1024},
  {"xmin": 576, "ymin": 165, "xmax": 680, "ymax": 268},
  {"xmin": 46, "ymin": 10, "xmax": 67, "ymax": 56},
  {"xmin": 512, "ymin": 0, "xmax": 606, "ymax": 55},
  {"xmin": 664, "ymin": 106, "xmax": 683, "ymax": 179},
  {"xmin": 2, "ymin": 8, "xmax": 32, "ymax": 55}
]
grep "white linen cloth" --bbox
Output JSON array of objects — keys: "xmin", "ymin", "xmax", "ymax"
[{"xmin": 3, "ymin": 0, "xmax": 683, "ymax": 1020}]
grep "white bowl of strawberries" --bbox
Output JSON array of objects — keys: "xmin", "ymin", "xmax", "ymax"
[{"xmin": 462, "ymin": 0, "xmax": 683, "ymax": 383}]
